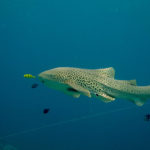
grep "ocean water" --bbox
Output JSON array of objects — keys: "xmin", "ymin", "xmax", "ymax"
[{"xmin": 0, "ymin": 0, "xmax": 150, "ymax": 149}]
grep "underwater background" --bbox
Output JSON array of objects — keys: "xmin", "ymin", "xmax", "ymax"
[{"xmin": 0, "ymin": 0, "xmax": 150, "ymax": 149}]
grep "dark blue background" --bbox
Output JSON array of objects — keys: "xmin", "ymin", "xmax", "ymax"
[{"xmin": 0, "ymin": 0, "xmax": 150, "ymax": 149}]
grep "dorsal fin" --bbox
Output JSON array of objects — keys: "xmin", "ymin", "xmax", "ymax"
[
  {"xmin": 127, "ymin": 80, "xmax": 137, "ymax": 86},
  {"xmin": 95, "ymin": 67, "xmax": 115, "ymax": 78},
  {"xmin": 119, "ymin": 80, "xmax": 137, "ymax": 86}
]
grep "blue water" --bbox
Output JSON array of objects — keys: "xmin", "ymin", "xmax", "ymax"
[{"xmin": 0, "ymin": 0, "xmax": 150, "ymax": 149}]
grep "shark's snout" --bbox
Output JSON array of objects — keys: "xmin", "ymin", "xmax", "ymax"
[
  {"xmin": 38, "ymin": 72, "xmax": 44, "ymax": 78},
  {"xmin": 38, "ymin": 70, "xmax": 56, "ymax": 84},
  {"xmin": 38, "ymin": 72, "xmax": 44, "ymax": 79},
  {"xmin": 38, "ymin": 72, "xmax": 46, "ymax": 83},
  {"xmin": 38, "ymin": 70, "xmax": 50, "ymax": 78}
]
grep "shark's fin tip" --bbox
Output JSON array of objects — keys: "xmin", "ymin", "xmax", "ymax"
[{"xmin": 129, "ymin": 98, "xmax": 147, "ymax": 106}]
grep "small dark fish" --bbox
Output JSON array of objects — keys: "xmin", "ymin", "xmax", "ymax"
[
  {"xmin": 43, "ymin": 108, "xmax": 50, "ymax": 114},
  {"xmin": 144, "ymin": 114, "xmax": 150, "ymax": 121},
  {"xmin": 31, "ymin": 83, "xmax": 39, "ymax": 88}
]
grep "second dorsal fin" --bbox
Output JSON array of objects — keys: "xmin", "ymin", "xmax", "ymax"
[{"xmin": 119, "ymin": 80, "xmax": 137, "ymax": 86}]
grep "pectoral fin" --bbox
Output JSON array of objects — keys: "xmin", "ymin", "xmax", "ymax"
[
  {"xmin": 95, "ymin": 91, "xmax": 115, "ymax": 103},
  {"xmin": 63, "ymin": 89, "xmax": 80, "ymax": 98},
  {"xmin": 65, "ymin": 80, "xmax": 91, "ymax": 98}
]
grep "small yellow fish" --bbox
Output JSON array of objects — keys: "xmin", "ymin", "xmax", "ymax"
[{"xmin": 24, "ymin": 74, "xmax": 36, "ymax": 79}]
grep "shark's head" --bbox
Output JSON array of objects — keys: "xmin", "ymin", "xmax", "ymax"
[
  {"xmin": 38, "ymin": 67, "xmax": 81, "ymax": 98},
  {"xmin": 38, "ymin": 67, "xmax": 71, "ymax": 90},
  {"xmin": 38, "ymin": 67, "xmax": 67, "ymax": 83}
]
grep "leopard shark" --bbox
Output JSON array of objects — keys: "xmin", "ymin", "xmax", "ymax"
[{"xmin": 38, "ymin": 67, "xmax": 150, "ymax": 106}]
